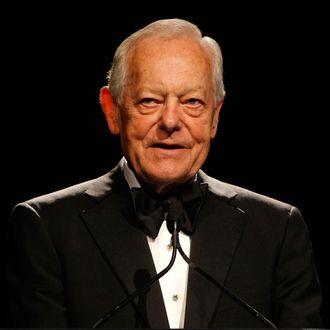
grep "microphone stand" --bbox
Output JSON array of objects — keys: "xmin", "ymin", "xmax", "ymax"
[
  {"xmin": 176, "ymin": 241, "xmax": 277, "ymax": 329},
  {"xmin": 92, "ymin": 214, "xmax": 179, "ymax": 328},
  {"xmin": 93, "ymin": 194, "xmax": 276, "ymax": 329}
]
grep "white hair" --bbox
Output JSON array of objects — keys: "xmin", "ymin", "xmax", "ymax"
[{"xmin": 107, "ymin": 18, "xmax": 225, "ymax": 106}]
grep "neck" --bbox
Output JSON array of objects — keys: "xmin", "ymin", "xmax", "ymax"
[
  {"xmin": 139, "ymin": 176, "xmax": 197, "ymax": 196},
  {"xmin": 123, "ymin": 158, "xmax": 197, "ymax": 194}
]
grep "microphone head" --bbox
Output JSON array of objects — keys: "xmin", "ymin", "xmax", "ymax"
[{"xmin": 166, "ymin": 196, "xmax": 183, "ymax": 234}]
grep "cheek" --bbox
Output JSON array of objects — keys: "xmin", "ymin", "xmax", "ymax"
[
  {"xmin": 124, "ymin": 116, "xmax": 154, "ymax": 142},
  {"xmin": 189, "ymin": 119, "xmax": 214, "ymax": 143}
]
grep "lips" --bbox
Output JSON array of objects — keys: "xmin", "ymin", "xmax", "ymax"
[{"xmin": 151, "ymin": 143, "xmax": 185, "ymax": 149}]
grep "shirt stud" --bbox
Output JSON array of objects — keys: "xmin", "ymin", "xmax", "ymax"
[{"xmin": 172, "ymin": 294, "xmax": 179, "ymax": 301}]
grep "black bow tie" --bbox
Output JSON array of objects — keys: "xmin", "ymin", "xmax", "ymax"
[{"xmin": 131, "ymin": 180, "xmax": 207, "ymax": 239}]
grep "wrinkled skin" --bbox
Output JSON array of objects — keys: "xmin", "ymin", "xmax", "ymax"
[{"xmin": 100, "ymin": 37, "xmax": 223, "ymax": 193}]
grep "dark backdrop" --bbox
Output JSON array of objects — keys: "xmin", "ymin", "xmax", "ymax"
[{"xmin": 1, "ymin": 3, "xmax": 329, "ymax": 328}]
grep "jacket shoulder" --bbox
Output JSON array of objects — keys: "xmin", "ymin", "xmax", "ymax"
[
  {"xmin": 12, "ymin": 164, "xmax": 123, "ymax": 214},
  {"xmin": 199, "ymin": 169, "xmax": 295, "ymax": 214}
]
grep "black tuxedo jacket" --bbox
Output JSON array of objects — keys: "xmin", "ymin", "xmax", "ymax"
[{"xmin": 5, "ymin": 160, "xmax": 323, "ymax": 328}]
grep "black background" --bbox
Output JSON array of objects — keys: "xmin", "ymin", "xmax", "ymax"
[{"xmin": 1, "ymin": 3, "xmax": 329, "ymax": 328}]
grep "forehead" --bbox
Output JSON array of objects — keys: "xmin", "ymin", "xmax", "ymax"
[
  {"xmin": 128, "ymin": 37, "xmax": 210, "ymax": 67},
  {"xmin": 127, "ymin": 36, "xmax": 211, "ymax": 72}
]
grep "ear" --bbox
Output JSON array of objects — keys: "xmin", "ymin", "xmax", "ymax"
[
  {"xmin": 211, "ymin": 97, "xmax": 224, "ymax": 139},
  {"xmin": 99, "ymin": 86, "xmax": 120, "ymax": 134}
]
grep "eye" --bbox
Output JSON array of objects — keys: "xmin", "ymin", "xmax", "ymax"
[
  {"xmin": 182, "ymin": 98, "xmax": 204, "ymax": 117},
  {"xmin": 185, "ymin": 98, "xmax": 202, "ymax": 106},
  {"xmin": 140, "ymin": 98, "xmax": 159, "ymax": 106},
  {"xmin": 137, "ymin": 97, "xmax": 161, "ymax": 114}
]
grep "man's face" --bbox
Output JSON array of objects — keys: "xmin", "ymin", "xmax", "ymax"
[{"xmin": 105, "ymin": 37, "xmax": 222, "ymax": 192}]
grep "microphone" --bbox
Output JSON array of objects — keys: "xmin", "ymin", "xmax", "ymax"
[
  {"xmin": 92, "ymin": 200, "xmax": 180, "ymax": 328},
  {"xmin": 166, "ymin": 196, "xmax": 183, "ymax": 235},
  {"xmin": 171, "ymin": 200, "xmax": 277, "ymax": 329},
  {"xmin": 93, "ymin": 197, "xmax": 276, "ymax": 328}
]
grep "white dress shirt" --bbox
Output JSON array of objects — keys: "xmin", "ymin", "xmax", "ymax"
[{"xmin": 121, "ymin": 157, "xmax": 191, "ymax": 328}]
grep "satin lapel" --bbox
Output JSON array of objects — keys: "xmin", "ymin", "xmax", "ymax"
[
  {"xmin": 184, "ymin": 191, "xmax": 248, "ymax": 328},
  {"xmin": 81, "ymin": 173, "xmax": 169, "ymax": 328}
]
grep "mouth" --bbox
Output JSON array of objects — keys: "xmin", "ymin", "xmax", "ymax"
[{"xmin": 151, "ymin": 143, "xmax": 186, "ymax": 150}]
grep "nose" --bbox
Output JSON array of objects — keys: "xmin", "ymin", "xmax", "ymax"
[{"xmin": 159, "ymin": 100, "xmax": 182, "ymax": 133}]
